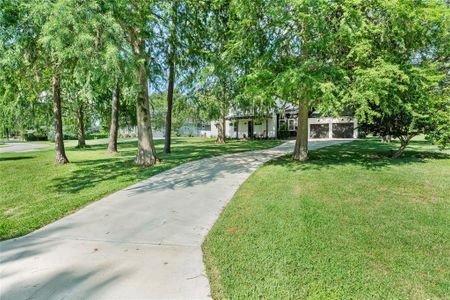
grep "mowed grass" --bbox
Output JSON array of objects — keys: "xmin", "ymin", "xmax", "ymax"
[
  {"xmin": 0, "ymin": 137, "xmax": 282, "ymax": 240},
  {"xmin": 203, "ymin": 139, "xmax": 450, "ymax": 299}
]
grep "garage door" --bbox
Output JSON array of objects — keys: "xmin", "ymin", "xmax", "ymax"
[{"xmin": 332, "ymin": 123, "xmax": 354, "ymax": 138}]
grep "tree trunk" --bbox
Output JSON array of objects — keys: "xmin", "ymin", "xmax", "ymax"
[
  {"xmin": 265, "ymin": 117, "xmax": 269, "ymax": 139},
  {"xmin": 52, "ymin": 74, "xmax": 69, "ymax": 164},
  {"xmin": 77, "ymin": 103, "xmax": 86, "ymax": 148},
  {"xmin": 392, "ymin": 135, "xmax": 413, "ymax": 158},
  {"xmin": 216, "ymin": 112, "xmax": 226, "ymax": 144},
  {"xmin": 164, "ymin": 53, "xmax": 176, "ymax": 154},
  {"xmin": 107, "ymin": 83, "xmax": 120, "ymax": 153},
  {"xmin": 382, "ymin": 134, "xmax": 392, "ymax": 143},
  {"xmin": 293, "ymin": 100, "xmax": 309, "ymax": 161},
  {"xmin": 236, "ymin": 120, "xmax": 239, "ymax": 139},
  {"xmin": 135, "ymin": 53, "xmax": 158, "ymax": 166},
  {"xmin": 164, "ymin": 0, "xmax": 178, "ymax": 154}
]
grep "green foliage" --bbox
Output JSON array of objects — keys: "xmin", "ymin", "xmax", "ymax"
[
  {"xmin": 277, "ymin": 122, "xmax": 290, "ymax": 140},
  {"xmin": 343, "ymin": 0, "xmax": 450, "ymax": 154},
  {"xmin": 227, "ymin": 0, "xmax": 355, "ymax": 113},
  {"xmin": 0, "ymin": 0, "xmax": 135, "ymax": 140},
  {"xmin": 150, "ymin": 90, "xmax": 198, "ymax": 131},
  {"xmin": 22, "ymin": 130, "xmax": 49, "ymax": 141},
  {"xmin": 1, "ymin": 0, "xmax": 449, "ymax": 155}
]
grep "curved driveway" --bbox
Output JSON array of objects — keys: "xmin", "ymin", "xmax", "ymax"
[
  {"xmin": 0, "ymin": 140, "xmax": 348, "ymax": 299},
  {"xmin": 0, "ymin": 143, "xmax": 49, "ymax": 153}
]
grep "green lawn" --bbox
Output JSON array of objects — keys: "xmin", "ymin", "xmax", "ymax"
[
  {"xmin": 203, "ymin": 139, "xmax": 450, "ymax": 299},
  {"xmin": 0, "ymin": 137, "xmax": 282, "ymax": 240}
]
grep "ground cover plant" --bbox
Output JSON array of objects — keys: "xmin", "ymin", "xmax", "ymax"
[
  {"xmin": 0, "ymin": 138, "xmax": 282, "ymax": 240},
  {"xmin": 203, "ymin": 139, "xmax": 450, "ymax": 299}
]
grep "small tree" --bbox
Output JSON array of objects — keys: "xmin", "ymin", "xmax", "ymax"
[
  {"xmin": 346, "ymin": 0, "xmax": 449, "ymax": 157},
  {"xmin": 354, "ymin": 64, "xmax": 449, "ymax": 157}
]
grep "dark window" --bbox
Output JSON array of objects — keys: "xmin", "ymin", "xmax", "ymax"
[
  {"xmin": 310, "ymin": 124, "xmax": 329, "ymax": 139},
  {"xmin": 202, "ymin": 124, "xmax": 211, "ymax": 131},
  {"xmin": 332, "ymin": 123, "xmax": 354, "ymax": 138}
]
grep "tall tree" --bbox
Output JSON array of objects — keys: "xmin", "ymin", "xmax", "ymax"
[
  {"xmin": 192, "ymin": 0, "xmax": 239, "ymax": 144},
  {"xmin": 163, "ymin": 0, "xmax": 178, "ymax": 153},
  {"xmin": 111, "ymin": 0, "xmax": 161, "ymax": 166},
  {"xmin": 51, "ymin": 72, "xmax": 69, "ymax": 163},
  {"xmin": 107, "ymin": 83, "xmax": 120, "ymax": 153},
  {"xmin": 159, "ymin": 0, "xmax": 206, "ymax": 152},
  {"xmin": 0, "ymin": 0, "xmax": 71, "ymax": 163},
  {"xmin": 76, "ymin": 102, "xmax": 86, "ymax": 147},
  {"xmin": 228, "ymin": 0, "xmax": 354, "ymax": 160}
]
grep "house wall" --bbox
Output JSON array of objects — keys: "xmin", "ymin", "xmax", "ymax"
[
  {"xmin": 177, "ymin": 123, "xmax": 213, "ymax": 138},
  {"xmin": 210, "ymin": 116, "xmax": 277, "ymax": 139},
  {"xmin": 211, "ymin": 115, "xmax": 357, "ymax": 139},
  {"xmin": 210, "ymin": 121, "xmax": 219, "ymax": 137}
]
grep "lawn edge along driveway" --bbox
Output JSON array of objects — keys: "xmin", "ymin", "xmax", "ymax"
[
  {"xmin": 0, "ymin": 138, "xmax": 282, "ymax": 240},
  {"xmin": 0, "ymin": 140, "xmax": 347, "ymax": 299},
  {"xmin": 203, "ymin": 139, "xmax": 450, "ymax": 299}
]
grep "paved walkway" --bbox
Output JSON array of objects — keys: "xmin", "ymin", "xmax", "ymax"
[
  {"xmin": 0, "ymin": 143, "xmax": 49, "ymax": 153},
  {"xmin": 0, "ymin": 140, "xmax": 348, "ymax": 299}
]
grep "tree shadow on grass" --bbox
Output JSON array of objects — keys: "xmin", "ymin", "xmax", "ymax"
[
  {"xmin": 67, "ymin": 140, "xmax": 139, "ymax": 152},
  {"xmin": 268, "ymin": 139, "xmax": 450, "ymax": 172},
  {"xmin": 0, "ymin": 156, "xmax": 34, "ymax": 162},
  {"xmin": 49, "ymin": 140, "xmax": 283, "ymax": 195}
]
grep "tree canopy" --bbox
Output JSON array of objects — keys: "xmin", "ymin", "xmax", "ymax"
[{"xmin": 0, "ymin": 0, "xmax": 448, "ymax": 163}]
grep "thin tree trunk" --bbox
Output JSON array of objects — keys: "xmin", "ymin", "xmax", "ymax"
[
  {"xmin": 216, "ymin": 111, "xmax": 226, "ymax": 144},
  {"xmin": 164, "ymin": 0, "xmax": 178, "ymax": 154},
  {"xmin": 134, "ymin": 50, "xmax": 158, "ymax": 166},
  {"xmin": 251, "ymin": 116, "xmax": 255, "ymax": 139},
  {"xmin": 164, "ymin": 54, "xmax": 176, "ymax": 154},
  {"xmin": 77, "ymin": 103, "xmax": 86, "ymax": 148},
  {"xmin": 236, "ymin": 120, "xmax": 239, "ymax": 139},
  {"xmin": 265, "ymin": 117, "xmax": 269, "ymax": 139},
  {"xmin": 107, "ymin": 83, "xmax": 120, "ymax": 153},
  {"xmin": 52, "ymin": 74, "xmax": 69, "ymax": 164},
  {"xmin": 293, "ymin": 100, "xmax": 309, "ymax": 161}
]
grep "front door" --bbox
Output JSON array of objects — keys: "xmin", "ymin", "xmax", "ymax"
[{"xmin": 248, "ymin": 120, "xmax": 254, "ymax": 138}]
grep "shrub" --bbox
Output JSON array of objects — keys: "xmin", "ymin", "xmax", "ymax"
[
  {"xmin": 22, "ymin": 132, "xmax": 48, "ymax": 141},
  {"xmin": 86, "ymin": 132, "xmax": 108, "ymax": 140}
]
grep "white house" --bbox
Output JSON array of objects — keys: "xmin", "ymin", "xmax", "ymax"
[
  {"xmin": 177, "ymin": 122, "xmax": 213, "ymax": 138},
  {"xmin": 210, "ymin": 107, "xmax": 358, "ymax": 140}
]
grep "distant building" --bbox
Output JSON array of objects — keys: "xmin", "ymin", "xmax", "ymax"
[{"xmin": 176, "ymin": 121, "xmax": 212, "ymax": 138}]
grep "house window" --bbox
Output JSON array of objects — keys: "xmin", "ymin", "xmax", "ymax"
[
  {"xmin": 288, "ymin": 119, "xmax": 295, "ymax": 131},
  {"xmin": 202, "ymin": 124, "xmax": 211, "ymax": 131}
]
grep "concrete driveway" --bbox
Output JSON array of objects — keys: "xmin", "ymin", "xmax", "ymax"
[
  {"xmin": 0, "ymin": 143, "xmax": 49, "ymax": 153},
  {"xmin": 0, "ymin": 140, "xmax": 348, "ymax": 299}
]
